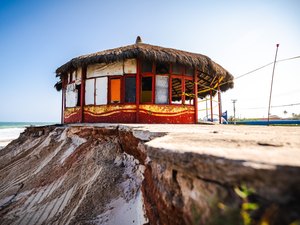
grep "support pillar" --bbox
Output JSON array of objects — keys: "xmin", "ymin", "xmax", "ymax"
[
  {"xmin": 80, "ymin": 67, "xmax": 86, "ymax": 123},
  {"xmin": 136, "ymin": 59, "xmax": 140, "ymax": 123},
  {"xmin": 210, "ymin": 90, "xmax": 213, "ymax": 122},
  {"xmin": 218, "ymin": 86, "xmax": 222, "ymax": 124},
  {"xmin": 61, "ymin": 78, "xmax": 65, "ymax": 124},
  {"xmin": 194, "ymin": 69, "xmax": 198, "ymax": 124}
]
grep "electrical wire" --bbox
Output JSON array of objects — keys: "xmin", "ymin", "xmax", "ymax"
[
  {"xmin": 241, "ymin": 102, "xmax": 300, "ymax": 110},
  {"xmin": 234, "ymin": 55, "xmax": 300, "ymax": 80}
]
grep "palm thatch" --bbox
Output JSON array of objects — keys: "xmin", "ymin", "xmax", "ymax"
[{"xmin": 55, "ymin": 41, "xmax": 234, "ymax": 97}]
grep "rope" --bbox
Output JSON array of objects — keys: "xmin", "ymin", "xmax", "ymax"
[{"xmin": 177, "ymin": 55, "xmax": 299, "ymax": 98}]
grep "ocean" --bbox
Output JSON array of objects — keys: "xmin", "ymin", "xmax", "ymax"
[{"xmin": 0, "ymin": 122, "xmax": 56, "ymax": 149}]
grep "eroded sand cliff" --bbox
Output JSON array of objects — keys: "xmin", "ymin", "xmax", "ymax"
[{"xmin": 0, "ymin": 124, "xmax": 300, "ymax": 225}]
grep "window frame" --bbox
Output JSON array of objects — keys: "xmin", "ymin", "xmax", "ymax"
[
  {"xmin": 84, "ymin": 77, "xmax": 96, "ymax": 106},
  {"xmin": 183, "ymin": 77, "xmax": 194, "ymax": 105},
  {"xmin": 170, "ymin": 75, "xmax": 183, "ymax": 105}
]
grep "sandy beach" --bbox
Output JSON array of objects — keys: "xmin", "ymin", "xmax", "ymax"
[{"xmin": 0, "ymin": 127, "xmax": 25, "ymax": 149}]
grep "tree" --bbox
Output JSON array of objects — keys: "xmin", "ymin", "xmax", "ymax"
[{"xmin": 292, "ymin": 113, "xmax": 300, "ymax": 119}]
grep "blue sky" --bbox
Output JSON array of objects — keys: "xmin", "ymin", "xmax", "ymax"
[{"xmin": 0, "ymin": 0, "xmax": 299, "ymax": 122}]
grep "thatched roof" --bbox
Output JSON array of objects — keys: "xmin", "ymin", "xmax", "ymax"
[{"xmin": 55, "ymin": 39, "xmax": 234, "ymax": 97}]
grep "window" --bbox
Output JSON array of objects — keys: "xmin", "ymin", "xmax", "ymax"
[
  {"xmin": 172, "ymin": 63, "xmax": 183, "ymax": 75},
  {"xmin": 142, "ymin": 60, "xmax": 152, "ymax": 73},
  {"xmin": 155, "ymin": 75, "xmax": 169, "ymax": 104},
  {"xmin": 141, "ymin": 77, "xmax": 153, "ymax": 103},
  {"xmin": 125, "ymin": 77, "xmax": 136, "ymax": 103},
  {"xmin": 95, "ymin": 77, "xmax": 107, "ymax": 105},
  {"xmin": 156, "ymin": 62, "xmax": 169, "ymax": 74},
  {"xmin": 66, "ymin": 83, "xmax": 78, "ymax": 108},
  {"xmin": 184, "ymin": 79, "xmax": 194, "ymax": 105},
  {"xmin": 85, "ymin": 77, "xmax": 108, "ymax": 105},
  {"xmin": 171, "ymin": 78, "xmax": 182, "ymax": 104},
  {"xmin": 110, "ymin": 78, "xmax": 121, "ymax": 103},
  {"xmin": 85, "ymin": 79, "xmax": 95, "ymax": 105}
]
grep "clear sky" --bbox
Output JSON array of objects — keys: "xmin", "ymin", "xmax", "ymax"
[{"xmin": 0, "ymin": 0, "xmax": 299, "ymax": 122}]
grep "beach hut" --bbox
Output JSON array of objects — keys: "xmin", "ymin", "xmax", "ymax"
[{"xmin": 55, "ymin": 37, "xmax": 234, "ymax": 124}]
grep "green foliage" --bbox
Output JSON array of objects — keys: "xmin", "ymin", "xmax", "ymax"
[
  {"xmin": 235, "ymin": 185, "xmax": 259, "ymax": 225},
  {"xmin": 208, "ymin": 184, "xmax": 259, "ymax": 225},
  {"xmin": 290, "ymin": 220, "xmax": 300, "ymax": 225},
  {"xmin": 234, "ymin": 185, "xmax": 255, "ymax": 199}
]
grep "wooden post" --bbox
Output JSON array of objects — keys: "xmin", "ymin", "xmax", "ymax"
[
  {"xmin": 210, "ymin": 90, "xmax": 213, "ymax": 122},
  {"xmin": 194, "ymin": 69, "xmax": 198, "ymax": 124},
  {"xmin": 218, "ymin": 85, "xmax": 222, "ymax": 124},
  {"xmin": 61, "ymin": 77, "xmax": 65, "ymax": 124},
  {"xmin": 80, "ymin": 67, "xmax": 86, "ymax": 123},
  {"xmin": 136, "ymin": 59, "xmax": 140, "ymax": 123}
]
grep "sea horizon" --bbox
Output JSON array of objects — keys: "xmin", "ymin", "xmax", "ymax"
[
  {"xmin": 0, "ymin": 121, "xmax": 58, "ymax": 148},
  {"xmin": 0, "ymin": 121, "xmax": 58, "ymax": 128}
]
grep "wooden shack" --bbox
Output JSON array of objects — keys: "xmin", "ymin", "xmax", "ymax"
[{"xmin": 55, "ymin": 37, "xmax": 234, "ymax": 124}]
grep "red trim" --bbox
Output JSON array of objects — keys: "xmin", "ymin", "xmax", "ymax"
[
  {"xmin": 80, "ymin": 67, "xmax": 86, "ymax": 123},
  {"xmin": 218, "ymin": 85, "xmax": 222, "ymax": 124},
  {"xmin": 184, "ymin": 78, "xmax": 194, "ymax": 105},
  {"xmin": 152, "ymin": 74, "xmax": 156, "ymax": 103},
  {"xmin": 210, "ymin": 90, "xmax": 213, "ymax": 122},
  {"xmin": 61, "ymin": 89, "xmax": 64, "ymax": 124},
  {"xmin": 194, "ymin": 69, "xmax": 198, "ymax": 123},
  {"xmin": 136, "ymin": 59, "xmax": 140, "ymax": 122},
  {"xmin": 94, "ymin": 77, "xmax": 96, "ymax": 105},
  {"xmin": 121, "ymin": 76, "xmax": 124, "ymax": 103},
  {"xmin": 170, "ymin": 75, "xmax": 183, "ymax": 105},
  {"xmin": 169, "ymin": 75, "xmax": 172, "ymax": 104}
]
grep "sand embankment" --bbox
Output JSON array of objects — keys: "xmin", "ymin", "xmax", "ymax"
[{"xmin": 0, "ymin": 124, "xmax": 300, "ymax": 225}]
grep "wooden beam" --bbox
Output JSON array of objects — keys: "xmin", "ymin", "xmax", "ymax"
[
  {"xmin": 210, "ymin": 90, "xmax": 213, "ymax": 122},
  {"xmin": 61, "ymin": 76, "xmax": 65, "ymax": 124},
  {"xmin": 218, "ymin": 85, "xmax": 222, "ymax": 124},
  {"xmin": 80, "ymin": 67, "xmax": 86, "ymax": 123},
  {"xmin": 198, "ymin": 74, "xmax": 213, "ymax": 84},
  {"xmin": 194, "ymin": 69, "xmax": 198, "ymax": 124},
  {"xmin": 136, "ymin": 59, "xmax": 140, "ymax": 123}
]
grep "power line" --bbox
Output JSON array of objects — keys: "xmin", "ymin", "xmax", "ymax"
[
  {"xmin": 277, "ymin": 55, "xmax": 300, "ymax": 63},
  {"xmin": 234, "ymin": 55, "xmax": 300, "ymax": 81},
  {"xmin": 272, "ymin": 102, "xmax": 300, "ymax": 108},
  {"xmin": 241, "ymin": 102, "xmax": 300, "ymax": 110}
]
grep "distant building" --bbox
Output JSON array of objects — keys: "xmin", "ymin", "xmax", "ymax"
[{"xmin": 55, "ymin": 37, "xmax": 234, "ymax": 124}]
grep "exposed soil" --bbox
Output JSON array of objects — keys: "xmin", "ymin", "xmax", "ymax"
[
  {"xmin": 1, "ymin": 124, "xmax": 300, "ymax": 225},
  {"xmin": 0, "ymin": 126, "xmax": 147, "ymax": 225}
]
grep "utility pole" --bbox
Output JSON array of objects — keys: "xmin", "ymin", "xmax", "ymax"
[
  {"xmin": 267, "ymin": 44, "xmax": 280, "ymax": 126},
  {"xmin": 231, "ymin": 99, "xmax": 237, "ymax": 124},
  {"xmin": 205, "ymin": 98, "xmax": 208, "ymax": 120}
]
